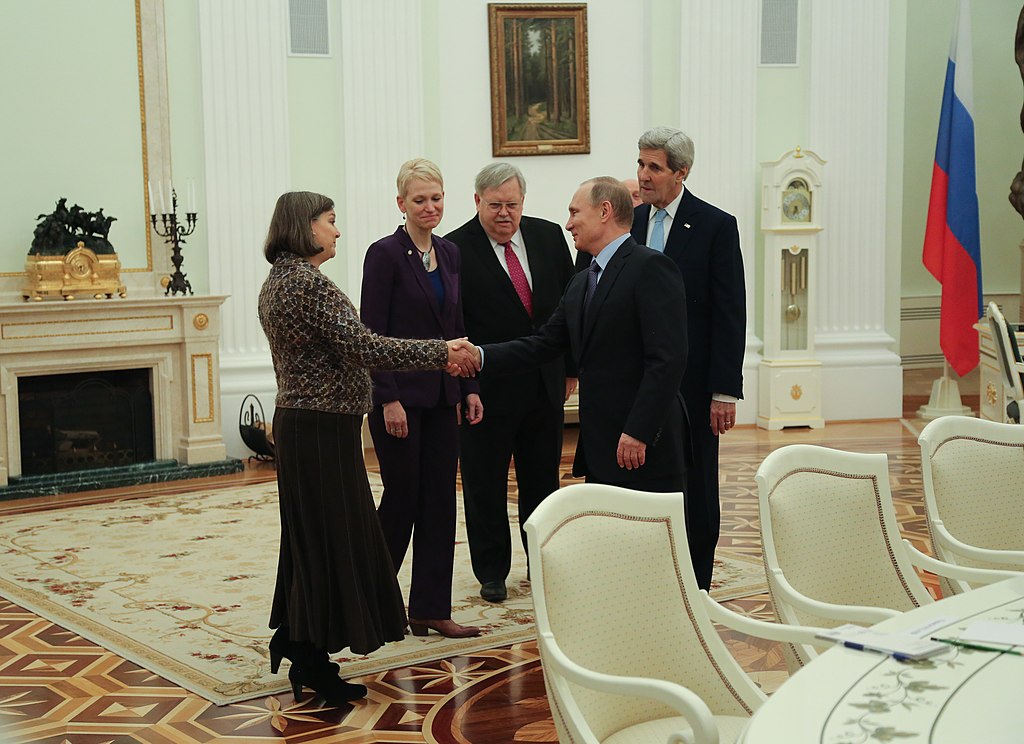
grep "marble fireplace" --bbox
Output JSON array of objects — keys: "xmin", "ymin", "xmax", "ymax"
[{"xmin": 0, "ymin": 296, "xmax": 229, "ymax": 488}]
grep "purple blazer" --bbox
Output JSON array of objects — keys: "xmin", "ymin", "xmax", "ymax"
[{"xmin": 360, "ymin": 226, "xmax": 478, "ymax": 408}]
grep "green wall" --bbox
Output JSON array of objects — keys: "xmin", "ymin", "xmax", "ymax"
[{"xmin": 0, "ymin": 0, "xmax": 147, "ymax": 276}]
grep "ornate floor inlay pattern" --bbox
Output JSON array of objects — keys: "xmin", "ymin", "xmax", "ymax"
[{"xmin": 0, "ymin": 419, "xmax": 940, "ymax": 742}]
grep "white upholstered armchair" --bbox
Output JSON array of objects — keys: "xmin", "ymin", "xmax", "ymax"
[
  {"xmin": 756, "ymin": 444, "xmax": 1010, "ymax": 668},
  {"xmin": 525, "ymin": 483, "xmax": 825, "ymax": 744},
  {"xmin": 985, "ymin": 301, "xmax": 1024, "ymax": 423},
  {"xmin": 918, "ymin": 415, "xmax": 1024, "ymax": 596}
]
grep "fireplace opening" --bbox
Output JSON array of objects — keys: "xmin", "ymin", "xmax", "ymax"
[{"xmin": 18, "ymin": 369, "xmax": 155, "ymax": 476}]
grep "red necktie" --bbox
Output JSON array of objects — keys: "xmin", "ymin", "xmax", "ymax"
[{"xmin": 503, "ymin": 242, "xmax": 533, "ymax": 317}]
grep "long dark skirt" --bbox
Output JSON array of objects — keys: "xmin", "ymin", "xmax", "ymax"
[{"xmin": 269, "ymin": 407, "xmax": 407, "ymax": 655}]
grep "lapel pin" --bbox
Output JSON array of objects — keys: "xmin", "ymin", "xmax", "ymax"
[
  {"xmin": 683, "ymin": 223, "xmax": 691, "ymax": 229},
  {"xmin": 407, "ymin": 250, "xmax": 413, "ymax": 255}
]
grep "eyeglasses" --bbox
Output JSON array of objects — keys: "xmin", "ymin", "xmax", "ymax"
[{"xmin": 484, "ymin": 202, "xmax": 522, "ymax": 213}]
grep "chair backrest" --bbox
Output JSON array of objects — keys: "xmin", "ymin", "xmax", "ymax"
[
  {"xmin": 756, "ymin": 445, "xmax": 931, "ymax": 634},
  {"xmin": 986, "ymin": 301, "xmax": 1024, "ymax": 404},
  {"xmin": 525, "ymin": 484, "xmax": 764, "ymax": 743},
  {"xmin": 918, "ymin": 416, "xmax": 1024, "ymax": 574}
]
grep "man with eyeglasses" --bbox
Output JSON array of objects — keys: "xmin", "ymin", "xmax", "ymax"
[{"xmin": 446, "ymin": 163, "xmax": 576, "ymax": 603}]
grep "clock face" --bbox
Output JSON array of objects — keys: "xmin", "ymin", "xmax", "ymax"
[{"xmin": 782, "ymin": 188, "xmax": 811, "ymax": 223}]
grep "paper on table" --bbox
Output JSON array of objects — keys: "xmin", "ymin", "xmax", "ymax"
[
  {"xmin": 958, "ymin": 621, "xmax": 1024, "ymax": 647},
  {"xmin": 902, "ymin": 615, "xmax": 959, "ymax": 638},
  {"xmin": 815, "ymin": 624, "xmax": 948, "ymax": 660}
]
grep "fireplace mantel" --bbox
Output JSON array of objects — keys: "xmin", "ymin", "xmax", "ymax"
[{"xmin": 0, "ymin": 296, "xmax": 229, "ymax": 486}]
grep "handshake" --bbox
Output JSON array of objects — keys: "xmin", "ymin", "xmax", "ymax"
[{"xmin": 445, "ymin": 338, "xmax": 482, "ymax": 377}]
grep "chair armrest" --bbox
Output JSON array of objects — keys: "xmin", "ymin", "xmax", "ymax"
[
  {"xmin": 767, "ymin": 568, "xmax": 900, "ymax": 625},
  {"xmin": 699, "ymin": 590, "xmax": 832, "ymax": 648},
  {"xmin": 929, "ymin": 521, "xmax": 1024, "ymax": 567},
  {"xmin": 903, "ymin": 539, "xmax": 1021, "ymax": 584},
  {"xmin": 538, "ymin": 631, "xmax": 720, "ymax": 744}
]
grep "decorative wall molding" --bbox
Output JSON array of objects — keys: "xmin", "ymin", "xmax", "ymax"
[
  {"xmin": 198, "ymin": 0, "xmax": 289, "ymax": 361},
  {"xmin": 900, "ymin": 294, "xmax": 1018, "ymax": 369},
  {"xmin": 808, "ymin": 0, "xmax": 902, "ymax": 417},
  {"xmin": 139, "ymin": 0, "xmax": 168, "ymax": 281},
  {"xmin": 678, "ymin": 0, "xmax": 761, "ymax": 422},
  {"xmin": 197, "ymin": 0, "xmax": 289, "ymax": 454},
  {"xmin": 339, "ymin": 0, "xmax": 425, "ymax": 302}
]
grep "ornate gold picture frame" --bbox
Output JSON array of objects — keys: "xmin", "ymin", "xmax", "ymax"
[{"xmin": 488, "ymin": 3, "xmax": 590, "ymax": 156}]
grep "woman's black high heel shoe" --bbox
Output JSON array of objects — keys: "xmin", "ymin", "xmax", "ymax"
[
  {"xmin": 289, "ymin": 645, "xmax": 367, "ymax": 706},
  {"xmin": 289, "ymin": 664, "xmax": 367, "ymax": 705},
  {"xmin": 270, "ymin": 627, "xmax": 340, "ymax": 676}
]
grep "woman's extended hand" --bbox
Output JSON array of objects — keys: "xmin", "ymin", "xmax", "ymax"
[{"xmin": 383, "ymin": 400, "xmax": 408, "ymax": 438}]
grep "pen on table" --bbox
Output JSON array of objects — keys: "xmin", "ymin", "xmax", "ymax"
[
  {"xmin": 929, "ymin": 637, "xmax": 1024, "ymax": 656},
  {"xmin": 840, "ymin": 641, "xmax": 914, "ymax": 663}
]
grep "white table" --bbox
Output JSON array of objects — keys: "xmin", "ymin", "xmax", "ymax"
[{"xmin": 742, "ymin": 576, "xmax": 1024, "ymax": 744}]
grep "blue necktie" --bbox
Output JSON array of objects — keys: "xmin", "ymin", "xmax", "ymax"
[
  {"xmin": 649, "ymin": 208, "xmax": 668, "ymax": 252},
  {"xmin": 583, "ymin": 261, "xmax": 601, "ymax": 314}
]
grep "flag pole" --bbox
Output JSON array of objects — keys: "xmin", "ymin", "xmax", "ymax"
[
  {"xmin": 918, "ymin": 360, "xmax": 972, "ymax": 420},
  {"xmin": 918, "ymin": 0, "xmax": 980, "ymax": 421}
]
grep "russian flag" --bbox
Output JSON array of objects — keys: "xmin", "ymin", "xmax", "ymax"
[{"xmin": 923, "ymin": 0, "xmax": 982, "ymax": 377}]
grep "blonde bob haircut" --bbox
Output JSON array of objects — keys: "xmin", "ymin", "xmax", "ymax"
[{"xmin": 396, "ymin": 158, "xmax": 444, "ymax": 198}]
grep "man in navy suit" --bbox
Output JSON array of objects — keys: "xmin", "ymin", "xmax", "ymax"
[
  {"xmin": 631, "ymin": 127, "xmax": 746, "ymax": 590},
  {"xmin": 466, "ymin": 177, "xmax": 689, "ymax": 494},
  {"xmin": 446, "ymin": 163, "xmax": 576, "ymax": 603}
]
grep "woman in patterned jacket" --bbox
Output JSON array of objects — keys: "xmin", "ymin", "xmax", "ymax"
[{"xmin": 258, "ymin": 191, "xmax": 474, "ymax": 707}]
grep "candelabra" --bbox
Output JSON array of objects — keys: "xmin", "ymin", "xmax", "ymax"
[{"xmin": 150, "ymin": 187, "xmax": 196, "ymax": 296}]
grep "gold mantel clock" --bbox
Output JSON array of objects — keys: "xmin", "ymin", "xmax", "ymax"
[{"xmin": 758, "ymin": 147, "xmax": 825, "ymax": 430}]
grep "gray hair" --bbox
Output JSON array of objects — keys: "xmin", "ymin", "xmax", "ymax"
[
  {"xmin": 638, "ymin": 126, "xmax": 695, "ymax": 173},
  {"xmin": 474, "ymin": 162, "xmax": 526, "ymax": 196},
  {"xmin": 583, "ymin": 176, "xmax": 634, "ymax": 227}
]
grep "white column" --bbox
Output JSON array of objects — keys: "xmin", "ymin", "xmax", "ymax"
[
  {"xmin": 678, "ymin": 0, "xmax": 761, "ymax": 423},
  {"xmin": 339, "ymin": 0, "xmax": 425, "ymax": 303},
  {"xmin": 198, "ymin": 0, "xmax": 290, "ymax": 455},
  {"xmin": 809, "ymin": 0, "xmax": 902, "ymax": 420}
]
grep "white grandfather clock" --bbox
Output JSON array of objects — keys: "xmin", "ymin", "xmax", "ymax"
[{"xmin": 758, "ymin": 147, "xmax": 825, "ymax": 430}]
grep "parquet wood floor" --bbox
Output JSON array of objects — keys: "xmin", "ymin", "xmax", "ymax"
[{"xmin": 0, "ymin": 418, "xmax": 937, "ymax": 742}]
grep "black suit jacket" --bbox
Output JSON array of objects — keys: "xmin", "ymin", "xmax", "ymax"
[
  {"xmin": 484, "ymin": 237, "xmax": 688, "ymax": 485},
  {"xmin": 446, "ymin": 215, "xmax": 575, "ymax": 416},
  {"xmin": 360, "ymin": 226, "xmax": 478, "ymax": 408},
  {"xmin": 630, "ymin": 191, "xmax": 745, "ymax": 401}
]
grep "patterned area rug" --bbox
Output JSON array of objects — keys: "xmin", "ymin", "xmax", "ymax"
[{"xmin": 0, "ymin": 478, "xmax": 766, "ymax": 706}]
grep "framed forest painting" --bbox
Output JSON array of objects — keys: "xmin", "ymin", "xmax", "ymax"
[{"xmin": 488, "ymin": 4, "xmax": 590, "ymax": 156}]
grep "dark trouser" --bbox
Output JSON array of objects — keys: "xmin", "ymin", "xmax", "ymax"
[
  {"xmin": 682, "ymin": 390, "xmax": 721, "ymax": 591},
  {"xmin": 369, "ymin": 404, "xmax": 458, "ymax": 620},
  {"xmin": 459, "ymin": 394, "xmax": 563, "ymax": 585}
]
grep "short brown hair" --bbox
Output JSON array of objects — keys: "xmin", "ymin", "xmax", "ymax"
[
  {"xmin": 584, "ymin": 177, "xmax": 634, "ymax": 227},
  {"xmin": 263, "ymin": 191, "xmax": 334, "ymax": 264}
]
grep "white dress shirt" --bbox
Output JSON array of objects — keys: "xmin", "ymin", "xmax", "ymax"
[
  {"xmin": 645, "ymin": 187, "xmax": 737, "ymax": 406},
  {"xmin": 489, "ymin": 229, "xmax": 533, "ymax": 289},
  {"xmin": 645, "ymin": 187, "xmax": 685, "ymax": 248}
]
